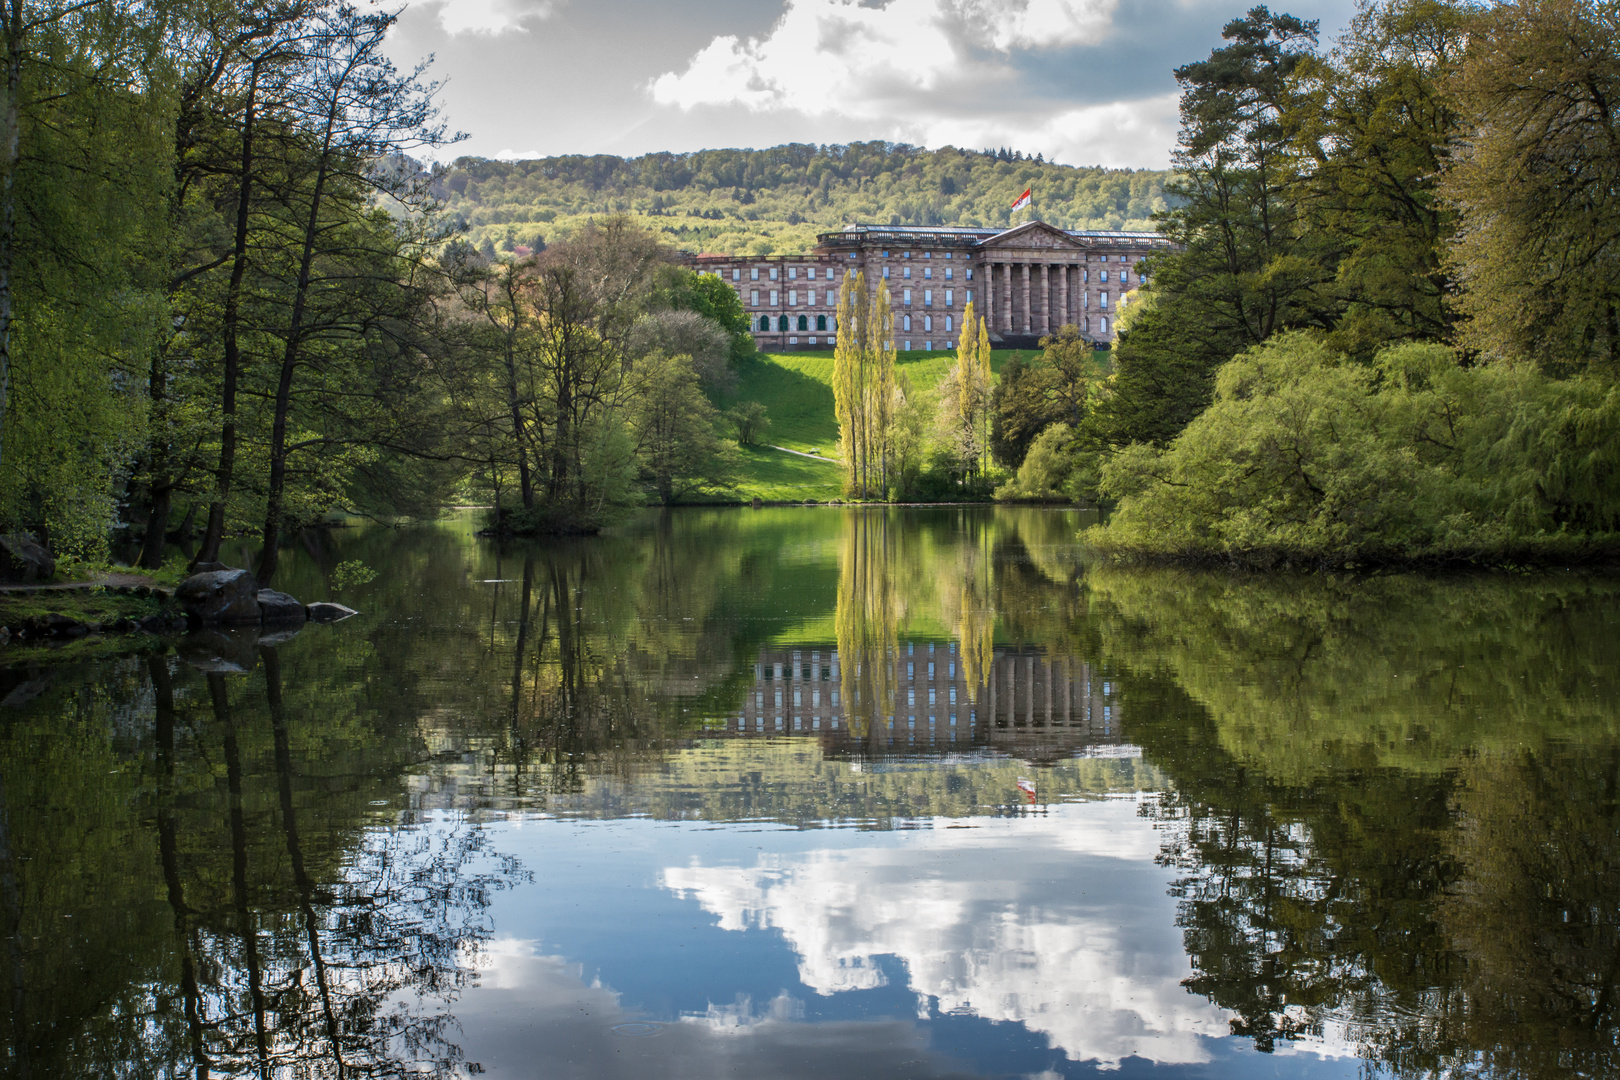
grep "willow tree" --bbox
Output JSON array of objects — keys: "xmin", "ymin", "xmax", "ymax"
[{"xmin": 832, "ymin": 271, "xmax": 896, "ymax": 497}]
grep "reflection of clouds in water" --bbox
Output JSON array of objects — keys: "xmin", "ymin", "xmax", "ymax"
[
  {"xmin": 662, "ymin": 798, "xmax": 1231, "ymax": 1068},
  {"xmin": 453, "ymin": 943, "xmax": 979, "ymax": 1079}
]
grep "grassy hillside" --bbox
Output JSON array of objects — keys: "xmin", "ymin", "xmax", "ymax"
[
  {"xmin": 431, "ymin": 142, "xmax": 1175, "ymax": 258},
  {"xmin": 718, "ymin": 348, "xmax": 1029, "ymax": 502}
]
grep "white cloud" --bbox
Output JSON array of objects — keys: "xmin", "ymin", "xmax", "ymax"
[
  {"xmin": 647, "ymin": 0, "xmax": 1178, "ymax": 168},
  {"xmin": 649, "ymin": 0, "xmax": 1117, "ymax": 116},
  {"xmin": 426, "ymin": 0, "xmax": 554, "ymax": 36},
  {"xmin": 662, "ymin": 799, "xmax": 1232, "ymax": 1068}
]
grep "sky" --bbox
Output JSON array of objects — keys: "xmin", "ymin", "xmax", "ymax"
[{"xmin": 383, "ymin": 0, "xmax": 1359, "ymax": 171}]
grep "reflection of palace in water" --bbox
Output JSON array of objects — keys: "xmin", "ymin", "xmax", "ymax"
[{"xmin": 722, "ymin": 641, "xmax": 1123, "ymax": 759}]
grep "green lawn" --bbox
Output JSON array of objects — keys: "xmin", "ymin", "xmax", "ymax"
[{"xmin": 714, "ymin": 348, "xmax": 1036, "ymax": 502}]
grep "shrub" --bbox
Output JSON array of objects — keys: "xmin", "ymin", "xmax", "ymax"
[{"xmin": 1089, "ymin": 334, "xmax": 1620, "ymax": 566}]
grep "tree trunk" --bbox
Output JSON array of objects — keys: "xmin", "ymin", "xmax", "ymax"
[
  {"xmin": 196, "ymin": 68, "xmax": 259, "ymax": 568},
  {"xmin": 265, "ymin": 646, "xmax": 347, "ymax": 1072},
  {"xmin": 257, "ymin": 101, "xmax": 335, "ymax": 588},
  {"xmin": 504, "ymin": 337, "xmax": 533, "ymax": 510},
  {"xmin": 0, "ymin": 2, "xmax": 26, "ymax": 482}
]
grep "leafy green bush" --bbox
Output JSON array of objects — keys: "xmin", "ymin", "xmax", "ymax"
[{"xmin": 1089, "ymin": 334, "xmax": 1620, "ymax": 566}]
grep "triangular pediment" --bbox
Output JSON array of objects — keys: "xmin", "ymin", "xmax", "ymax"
[{"xmin": 978, "ymin": 220, "xmax": 1086, "ymax": 251}]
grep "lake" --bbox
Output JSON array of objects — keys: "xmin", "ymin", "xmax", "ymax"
[{"xmin": 4, "ymin": 506, "xmax": 1618, "ymax": 1078}]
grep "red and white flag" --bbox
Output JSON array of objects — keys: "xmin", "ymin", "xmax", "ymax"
[{"xmin": 1010, "ymin": 187, "xmax": 1032, "ymax": 212}]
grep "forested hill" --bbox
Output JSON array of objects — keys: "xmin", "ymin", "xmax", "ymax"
[{"xmin": 430, "ymin": 143, "xmax": 1176, "ymax": 257}]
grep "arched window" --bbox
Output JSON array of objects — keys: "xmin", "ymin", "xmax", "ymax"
[
  {"xmin": 759, "ymin": 315, "xmax": 770, "ymax": 332},
  {"xmin": 903, "ymin": 314, "xmax": 912, "ymax": 332},
  {"xmin": 924, "ymin": 315, "xmax": 932, "ymax": 331},
  {"xmin": 778, "ymin": 315, "xmax": 789, "ymax": 332},
  {"xmin": 797, "ymin": 315, "xmax": 808, "ymax": 331},
  {"xmin": 816, "ymin": 315, "xmax": 827, "ymax": 331},
  {"xmin": 1100, "ymin": 316, "xmax": 1109, "ymax": 335}
]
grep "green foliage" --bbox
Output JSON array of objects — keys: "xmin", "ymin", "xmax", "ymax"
[
  {"xmin": 1091, "ymin": 333, "xmax": 1620, "ymax": 565},
  {"xmin": 1440, "ymin": 0, "xmax": 1620, "ymax": 375},
  {"xmin": 657, "ymin": 266, "xmax": 757, "ymax": 364},
  {"xmin": 431, "ymin": 143, "xmax": 1175, "ymax": 257},
  {"xmin": 331, "ymin": 559, "xmax": 378, "ymax": 591},
  {"xmin": 1288, "ymin": 0, "xmax": 1468, "ymax": 357},
  {"xmin": 726, "ymin": 400, "xmax": 770, "ymax": 446},
  {"xmin": 630, "ymin": 351, "xmax": 738, "ymax": 503}
]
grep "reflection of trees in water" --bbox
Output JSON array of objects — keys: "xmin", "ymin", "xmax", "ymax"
[
  {"xmin": 2, "ymin": 649, "xmax": 523, "ymax": 1077},
  {"xmin": 1437, "ymin": 747, "xmax": 1620, "ymax": 1079},
  {"xmin": 836, "ymin": 510, "xmax": 898, "ymax": 738},
  {"xmin": 1106, "ymin": 570, "xmax": 1620, "ymax": 1076}
]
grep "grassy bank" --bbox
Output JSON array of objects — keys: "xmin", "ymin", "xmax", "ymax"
[{"xmin": 714, "ymin": 349, "xmax": 1024, "ymax": 502}]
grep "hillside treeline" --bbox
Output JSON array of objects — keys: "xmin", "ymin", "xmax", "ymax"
[
  {"xmin": 990, "ymin": 0, "xmax": 1620, "ymax": 566},
  {"xmin": 433, "ymin": 144, "xmax": 1174, "ymax": 257}
]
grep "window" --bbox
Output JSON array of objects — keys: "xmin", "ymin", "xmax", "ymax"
[
  {"xmin": 788, "ymin": 290, "xmax": 797, "ymax": 305},
  {"xmin": 903, "ymin": 288, "xmax": 912, "ymax": 304},
  {"xmin": 759, "ymin": 315, "xmax": 770, "ymax": 331},
  {"xmin": 770, "ymin": 290, "xmax": 778, "ymax": 305},
  {"xmin": 816, "ymin": 314, "xmax": 827, "ymax": 331},
  {"xmin": 1100, "ymin": 271, "xmax": 1108, "ymax": 283},
  {"xmin": 1083, "ymin": 269, "xmax": 1089, "ymax": 282},
  {"xmin": 732, "ymin": 269, "xmax": 740, "ymax": 281},
  {"xmin": 1101, "ymin": 316, "xmax": 1109, "ymax": 334},
  {"xmin": 808, "ymin": 336, "xmax": 817, "ymax": 344},
  {"xmin": 778, "ymin": 315, "xmax": 789, "ymax": 331},
  {"xmin": 882, "ymin": 266, "xmax": 890, "ymax": 279},
  {"xmin": 966, "ymin": 289, "xmax": 973, "ymax": 305},
  {"xmin": 924, "ymin": 267, "xmax": 932, "ymax": 280},
  {"xmin": 945, "ymin": 268, "xmax": 953, "ymax": 280},
  {"xmin": 904, "ymin": 340, "xmax": 912, "ymax": 350},
  {"xmin": 966, "ymin": 268, "xmax": 973, "ymax": 280},
  {"xmin": 904, "ymin": 251, "xmax": 911, "ymax": 258},
  {"xmin": 768, "ymin": 267, "xmax": 778, "ymax": 280},
  {"xmin": 945, "ymin": 315, "xmax": 953, "ymax": 331},
  {"xmin": 903, "ymin": 314, "xmax": 912, "ymax": 331},
  {"xmin": 797, "ymin": 315, "xmax": 808, "ymax": 331},
  {"xmin": 751, "ymin": 267, "xmax": 759, "ymax": 280},
  {"xmin": 903, "ymin": 267, "xmax": 911, "ymax": 279},
  {"xmin": 1100, "ymin": 291, "xmax": 1109, "ymax": 309},
  {"xmin": 882, "ymin": 250, "xmax": 890, "ymax": 257},
  {"xmin": 925, "ymin": 251, "xmax": 932, "ymax": 258},
  {"xmin": 925, "ymin": 340, "xmax": 933, "ymax": 350},
  {"xmin": 788, "ymin": 267, "xmax": 796, "ymax": 279},
  {"xmin": 944, "ymin": 289, "xmax": 952, "ymax": 306},
  {"xmin": 924, "ymin": 315, "xmax": 932, "ymax": 331},
  {"xmin": 751, "ymin": 290, "xmax": 759, "ymax": 306},
  {"xmin": 809, "ymin": 289, "xmax": 819, "ymax": 305},
  {"xmin": 788, "ymin": 336, "xmax": 798, "ymax": 344},
  {"xmin": 946, "ymin": 252, "xmax": 953, "ymax": 259}
]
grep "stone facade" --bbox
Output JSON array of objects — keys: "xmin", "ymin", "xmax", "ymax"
[{"xmin": 684, "ymin": 221, "xmax": 1173, "ymax": 352}]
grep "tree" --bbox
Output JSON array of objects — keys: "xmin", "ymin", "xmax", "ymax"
[
  {"xmin": 1288, "ymin": 0, "xmax": 1469, "ymax": 359},
  {"xmin": 936, "ymin": 303, "xmax": 992, "ymax": 486},
  {"xmin": 656, "ymin": 265, "xmax": 755, "ymax": 365},
  {"xmin": 629, "ymin": 351, "xmax": 736, "ymax": 504},
  {"xmin": 833, "ymin": 270, "xmax": 896, "ymax": 498},
  {"xmin": 1092, "ymin": 7, "xmax": 1332, "ymax": 450},
  {"xmin": 248, "ymin": 6, "xmax": 456, "ymax": 585},
  {"xmin": 990, "ymin": 352, "xmax": 1053, "ymax": 469},
  {"xmin": 1441, "ymin": 0, "xmax": 1620, "ymax": 375},
  {"xmin": 726, "ymin": 400, "xmax": 770, "ymax": 446}
]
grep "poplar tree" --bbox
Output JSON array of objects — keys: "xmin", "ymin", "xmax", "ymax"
[
  {"xmin": 832, "ymin": 269, "xmax": 867, "ymax": 495},
  {"xmin": 872, "ymin": 283, "xmax": 895, "ymax": 495}
]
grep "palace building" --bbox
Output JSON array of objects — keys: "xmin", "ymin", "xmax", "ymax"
[{"xmin": 684, "ymin": 220, "xmax": 1174, "ymax": 353}]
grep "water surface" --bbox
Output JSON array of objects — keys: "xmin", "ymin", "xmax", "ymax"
[{"xmin": 4, "ymin": 507, "xmax": 1618, "ymax": 1078}]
